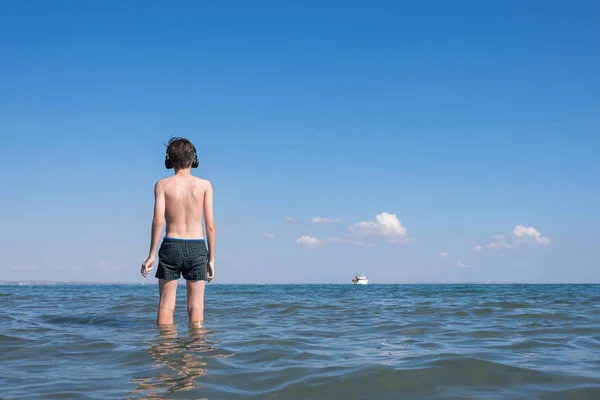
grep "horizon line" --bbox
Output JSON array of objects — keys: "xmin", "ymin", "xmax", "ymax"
[{"xmin": 1, "ymin": 281, "xmax": 599, "ymax": 285}]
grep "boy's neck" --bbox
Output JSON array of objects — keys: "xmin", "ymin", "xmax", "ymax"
[{"xmin": 174, "ymin": 168, "xmax": 192, "ymax": 176}]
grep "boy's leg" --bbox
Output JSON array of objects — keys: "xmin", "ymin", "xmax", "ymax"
[
  {"xmin": 154, "ymin": 238, "xmax": 185, "ymax": 325},
  {"xmin": 182, "ymin": 240, "xmax": 208, "ymax": 324},
  {"xmin": 157, "ymin": 279, "xmax": 178, "ymax": 325},
  {"xmin": 186, "ymin": 280, "xmax": 206, "ymax": 324}
]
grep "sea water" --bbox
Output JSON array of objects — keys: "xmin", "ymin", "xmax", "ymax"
[{"xmin": 1, "ymin": 284, "xmax": 599, "ymax": 399}]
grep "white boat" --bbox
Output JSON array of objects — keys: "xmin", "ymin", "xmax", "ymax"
[{"xmin": 352, "ymin": 273, "xmax": 368, "ymax": 285}]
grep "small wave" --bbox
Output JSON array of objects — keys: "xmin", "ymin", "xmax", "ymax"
[
  {"xmin": 493, "ymin": 338, "xmax": 560, "ymax": 351},
  {"xmin": 470, "ymin": 329, "xmax": 513, "ymax": 339},
  {"xmin": 472, "ymin": 307, "xmax": 495, "ymax": 316},
  {"xmin": 541, "ymin": 386, "xmax": 600, "ymax": 400},
  {"xmin": 0, "ymin": 333, "xmax": 35, "ymax": 343},
  {"xmin": 40, "ymin": 314, "xmax": 139, "ymax": 328},
  {"xmin": 512, "ymin": 312, "xmax": 563, "ymax": 320},
  {"xmin": 243, "ymin": 358, "xmax": 572, "ymax": 399},
  {"xmin": 483, "ymin": 301, "xmax": 532, "ymax": 309}
]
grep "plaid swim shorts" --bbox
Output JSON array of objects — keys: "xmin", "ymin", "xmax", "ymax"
[{"xmin": 155, "ymin": 237, "xmax": 208, "ymax": 281}]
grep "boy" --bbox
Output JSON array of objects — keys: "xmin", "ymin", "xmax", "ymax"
[{"xmin": 141, "ymin": 137, "xmax": 215, "ymax": 325}]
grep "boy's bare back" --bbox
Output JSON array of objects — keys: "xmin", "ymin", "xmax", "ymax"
[{"xmin": 157, "ymin": 174, "xmax": 213, "ymax": 240}]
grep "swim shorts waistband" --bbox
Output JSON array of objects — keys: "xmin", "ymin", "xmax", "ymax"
[{"xmin": 163, "ymin": 237, "xmax": 206, "ymax": 242}]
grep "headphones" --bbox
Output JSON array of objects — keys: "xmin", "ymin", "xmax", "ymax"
[{"xmin": 165, "ymin": 144, "xmax": 199, "ymax": 169}]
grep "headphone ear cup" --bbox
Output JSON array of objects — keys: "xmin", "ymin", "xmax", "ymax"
[
  {"xmin": 192, "ymin": 148, "xmax": 199, "ymax": 168},
  {"xmin": 165, "ymin": 156, "xmax": 172, "ymax": 169}
]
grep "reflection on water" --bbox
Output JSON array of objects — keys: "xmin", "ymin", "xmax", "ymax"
[{"xmin": 130, "ymin": 324, "xmax": 220, "ymax": 398}]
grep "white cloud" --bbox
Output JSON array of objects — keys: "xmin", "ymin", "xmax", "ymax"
[
  {"xmin": 512, "ymin": 225, "xmax": 551, "ymax": 245},
  {"xmin": 264, "ymin": 233, "xmax": 275, "ymax": 239},
  {"xmin": 12, "ymin": 264, "xmax": 40, "ymax": 271},
  {"xmin": 296, "ymin": 236, "xmax": 324, "ymax": 248},
  {"xmin": 483, "ymin": 225, "xmax": 550, "ymax": 250},
  {"xmin": 312, "ymin": 217, "xmax": 341, "ymax": 224},
  {"xmin": 284, "ymin": 217, "xmax": 295, "ymax": 222},
  {"xmin": 485, "ymin": 240, "xmax": 512, "ymax": 249},
  {"xmin": 440, "ymin": 252, "xmax": 448, "ymax": 257},
  {"xmin": 297, "ymin": 236, "xmax": 365, "ymax": 248},
  {"xmin": 536, "ymin": 237, "xmax": 551, "ymax": 245},
  {"xmin": 457, "ymin": 259, "xmax": 470, "ymax": 268},
  {"xmin": 348, "ymin": 212, "xmax": 408, "ymax": 243},
  {"xmin": 473, "ymin": 245, "xmax": 483, "ymax": 252},
  {"xmin": 297, "ymin": 212, "xmax": 410, "ymax": 248}
]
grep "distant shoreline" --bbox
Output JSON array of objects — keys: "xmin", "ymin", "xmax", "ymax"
[{"xmin": 1, "ymin": 281, "xmax": 598, "ymax": 286}]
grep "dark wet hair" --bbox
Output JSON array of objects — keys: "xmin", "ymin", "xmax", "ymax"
[{"xmin": 165, "ymin": 137, "xmax": 196, "ymax": 169}]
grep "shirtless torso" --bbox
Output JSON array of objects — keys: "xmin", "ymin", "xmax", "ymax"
[{"xmin": 160, "ymin": 173, "xmax": 212, "ymax": 239}]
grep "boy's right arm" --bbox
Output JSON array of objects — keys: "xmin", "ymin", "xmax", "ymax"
[
  {"xmin": 204, "ymin": 181, "xmax": 216, "ymax": 281},
  {"xmin": 141, "ymin": 180, "xmax": 165, "ymax": 277}
]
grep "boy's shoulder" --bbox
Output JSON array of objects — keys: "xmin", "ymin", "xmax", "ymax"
[
  {"xmin": 154, "ymin": 177, "xmax": 170, "ymax": 188},
  {"xmin": 154, "ymin": 176, "xmax": 212, "ymax": 190},
  {"xmin": 192, "ymin": 176, "xmax": 212, "ymax": 188}
]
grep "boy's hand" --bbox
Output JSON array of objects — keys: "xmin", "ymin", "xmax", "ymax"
[
  {"xmin": 207, "ymin": 260, "xmax": 215, "ymax": 282},
  {"xmin": 141, "ymin": 256, "xmax": 155, "ymax": 278}
]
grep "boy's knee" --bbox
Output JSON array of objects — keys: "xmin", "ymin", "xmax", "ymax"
[
  {"xmin": 159, "ymin": 303, "xmax": 175, "ymax": 313},
  {"xmin": 187, "ymin": 303, "xmax": 202, "ymax": 312}
]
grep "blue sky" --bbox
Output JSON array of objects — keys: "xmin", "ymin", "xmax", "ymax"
[{"xmin": 1, "ymin": 0, "xmax": 599, "ymax": 283}]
